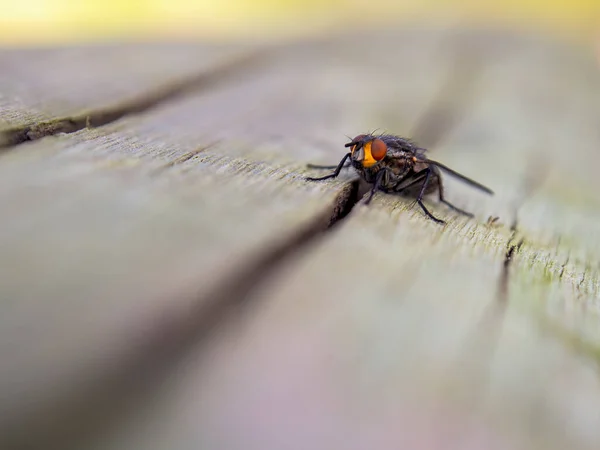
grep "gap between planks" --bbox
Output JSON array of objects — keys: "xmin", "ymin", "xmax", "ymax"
[
  {"xmin": 0, "ymin": 177, "xmax": 359, "ymax": 450},
  {"xmin": 0, "ymin": 47, "xmax": 272, "ymax": 150}
]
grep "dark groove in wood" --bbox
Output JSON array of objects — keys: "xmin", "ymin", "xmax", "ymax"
[
  {"xmin": 0, "ymin": 180, "xmax": 360, "ymax": 450},
  {"xmin": 0, "ymin": 48, "xmax": 272, "ymax": 152},
  {"xmin": 499, "ymin": 220, "xmax": 523, "ymax": 305}
]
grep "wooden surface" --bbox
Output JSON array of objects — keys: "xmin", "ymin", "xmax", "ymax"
[
  {"xmin": 1, "ymin": 27, "xmax": 600, "ymax": 450},
  {"xmin": 0, "ymin": 42, "xmax": 263, "ymax": 146}
]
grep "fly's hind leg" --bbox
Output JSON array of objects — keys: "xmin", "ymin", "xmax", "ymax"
[
  {"xmin": 414, "ymin": 168, "xmax": 445, "ymax": 225},
  {"xmin": 434, "ymin": 167, "xmax": 474, "ymax": 218}
]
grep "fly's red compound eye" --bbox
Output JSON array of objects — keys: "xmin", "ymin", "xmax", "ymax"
[{"xmin": 371, "ymin": 138, "xmax": 387, "ymax": 161}]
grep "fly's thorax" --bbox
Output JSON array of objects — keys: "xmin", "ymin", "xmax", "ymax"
[{"xmin": 381, "ymin": 157, "xmax": 411, "ymax": 176}]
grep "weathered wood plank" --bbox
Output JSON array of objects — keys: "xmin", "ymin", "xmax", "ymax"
[
  {"xmin": 80, "ymin": 32, "xmax": 600, "ymax": 450},
  {"xmin": 141, "ymin": 206, "xmax": 599, "ymax": 450},
  {"xmin": 0, "ymin": 30, "xmax": 460, "ymax": 447},
  {"xmin": 0, "ymin": 42, "xmax": 263, "ymax": 146}
]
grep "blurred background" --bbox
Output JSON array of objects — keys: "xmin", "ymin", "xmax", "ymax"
[{"xmin": 1, "ymin": 0, "xmax": 599, "ymax": 46}]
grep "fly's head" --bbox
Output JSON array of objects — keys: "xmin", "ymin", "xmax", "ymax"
[{"xmin": 345, "ymin": 134, "xmax": 388, "ymax": 169}]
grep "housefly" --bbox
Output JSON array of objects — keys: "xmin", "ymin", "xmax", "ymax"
[{"xmin": 306, "ymin": 133, "xmax": 493, "ymax": 224}]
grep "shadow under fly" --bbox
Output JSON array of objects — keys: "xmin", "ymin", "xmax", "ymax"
[{"xmin": 306, "ymin": 133, "xmax": 493, "ymax": 224}]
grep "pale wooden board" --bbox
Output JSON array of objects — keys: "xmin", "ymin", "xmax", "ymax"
[
  {"xmin": 84, "ymin": 32, "xmax": 600, "ymax": 450},
  {"xmin": 0, "ymin": 29, "xmax": 463, "ymax": 447},
  {"xmin": 132, "ymin": 205, "xmax": 599, "ymax": 450},
  {"xmin": 423, "ymin": 33, "xmax": 600, "ymax": 341},
  {"xmin": 0, "ymin": 41, "xmax": 262, "ymax": 145}
]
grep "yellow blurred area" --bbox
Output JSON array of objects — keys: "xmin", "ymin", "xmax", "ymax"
[{"xmin": 0, "ymin": 0, "xmax": 599, "ymax": 45}]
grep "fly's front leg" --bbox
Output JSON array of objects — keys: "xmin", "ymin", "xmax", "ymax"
[
  {"xmin": 306, "ymin": 163, "xmax": 347, "ymax": 170},
  {"xmin": 305, "ymin": 153, "xmax": 351, "ymax": 181},
  {"xmin": 364, "ymin": 169, "xmax": 387, "ymax": 205}
]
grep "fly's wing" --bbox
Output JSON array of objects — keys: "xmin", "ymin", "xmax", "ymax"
[
  {"xmin": 379, "ymin": 135, "xmax": 420, "ymax": 153},
  {"xmin": 421, "ymin": 158, "xmax": 494, "ymax": 195}
]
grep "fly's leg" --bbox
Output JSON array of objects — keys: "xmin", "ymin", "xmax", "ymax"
[
  {"xmin": 305, "ymin": 153, "xmax": 351, "ymax": 181},
  {"xmin": 364, "ymin": 169, "xmax": 386, "ymax": 205},
  {"xmin": 306, "ymin": 163, "xmax": 347, "ymax": 170},
  {"xmin": 395, "ymin": 170, "xmax": 427, "ymax": 194},
  {"xmin": 415, "ymin": 168, "xmax": 445, "ymax": 225},
  {"xmin": 434, "ymin": 167, "xmax": 474, "ymax": 218}
]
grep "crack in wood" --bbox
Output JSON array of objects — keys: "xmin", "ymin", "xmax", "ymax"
[
  {"xmin": 0, "ymin": 180, "xmax": 359, "ymax": 450},
  {"xmin": 0, "ymin": 48, "xmax": 272, "ymax": 152},
  {"xmin": 559, "ymin": 253, "xmax": 570, "ymax": 280},
  {"xmin": 578, "ymin": 269, "xmax": 587, "ymax": 290},
  {"xmin": 326, "ymin": 180, "xmax": 360, "ymax": 228},
  {"xmin": 499, "ymin": 218, "xmax": 524, "ymax": 305}
]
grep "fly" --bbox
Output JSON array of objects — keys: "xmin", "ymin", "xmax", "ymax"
[{"xmin": 305, "ymin": 133, "xmax": 493, "ymax": 225}]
